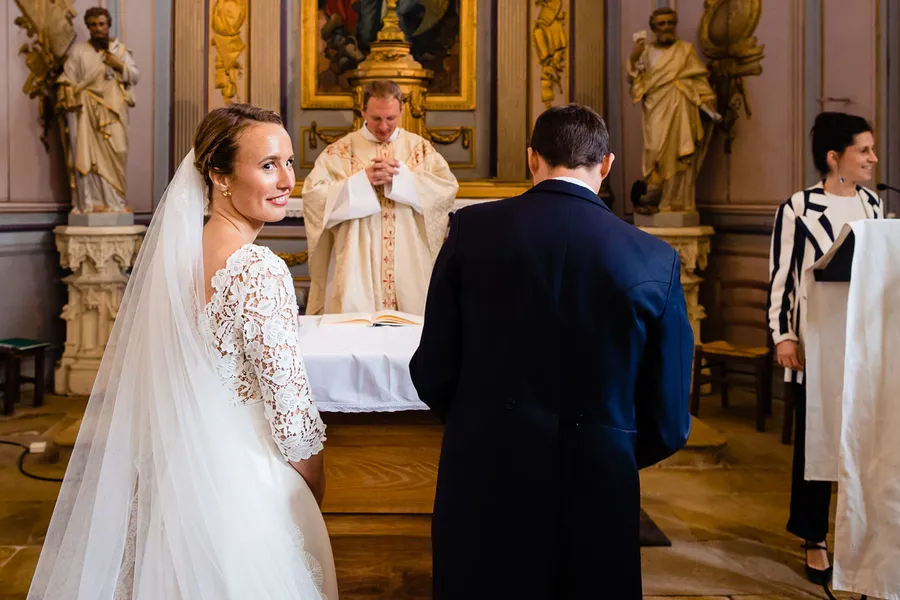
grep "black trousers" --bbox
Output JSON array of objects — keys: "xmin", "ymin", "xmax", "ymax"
[{"xmin": 786, "ymin": 381, "xmax": 832, "ymax": 543}]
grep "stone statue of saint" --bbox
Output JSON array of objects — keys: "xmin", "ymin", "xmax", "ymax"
[
  {"xmin": 627, "ymin": 7, "xmax": 720, "ymax": 215},
  {"xmin": 57, "ymin": 7, "xmax": 139, "ymax": 214}
]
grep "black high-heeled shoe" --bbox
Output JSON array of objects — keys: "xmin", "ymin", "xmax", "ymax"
[{"xmin": 801, "ymin": 541, "xmax": 833, "ymax": 585}]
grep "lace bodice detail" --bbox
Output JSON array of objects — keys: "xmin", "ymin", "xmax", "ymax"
[{"xmin": 201, "ymin": 244, "xmax": 326, "ymax": 462}]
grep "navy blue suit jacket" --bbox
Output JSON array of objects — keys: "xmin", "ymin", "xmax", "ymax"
[{"xmin": 409, "ymin": 179, "xmax": 693, "ymax": 599}]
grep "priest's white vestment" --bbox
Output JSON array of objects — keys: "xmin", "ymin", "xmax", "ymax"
[{"xmin": 302, "ymin": 126, "xmax": 458, "ymax": 315}]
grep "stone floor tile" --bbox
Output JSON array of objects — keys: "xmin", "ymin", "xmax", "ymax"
[{"xmin": 0, "ymin": 546, "xmax": 39, "ymax": 600}]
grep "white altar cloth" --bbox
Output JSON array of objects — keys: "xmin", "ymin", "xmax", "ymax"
[{"xmin": 296, "ymin": 316, "xmax": 428, "ymax": 413}]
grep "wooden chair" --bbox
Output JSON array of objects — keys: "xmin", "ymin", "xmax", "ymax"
[
  {"xmin": 0, "ymin": 338, "xmax": 51, "ymax": 416},
  {"xmin": 690, "ymin": 280, "xmax": 773, "ymax": 432}
]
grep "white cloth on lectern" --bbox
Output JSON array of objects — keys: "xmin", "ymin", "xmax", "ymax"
[
  {"xmin": 805, "ymin": 219, "xmax": 900, "ymax": 599},
  {"xmin": 803, "ymin": 234, "xmax": 851, "ymax": 482}
]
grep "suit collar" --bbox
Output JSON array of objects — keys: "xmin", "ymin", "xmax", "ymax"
[{"xmin": 526, "ymin": 179, "xmax": 610, "ymax": 212}]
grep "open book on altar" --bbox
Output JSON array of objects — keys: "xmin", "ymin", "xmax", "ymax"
[{"xmin": 319, "ymin": 310, "xmax": 423, "ymax": 327}]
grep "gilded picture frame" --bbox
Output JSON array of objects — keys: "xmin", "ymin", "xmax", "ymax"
[{"xmin": 301, "ymin": 0, "xmax": 477, "ymax": 110}]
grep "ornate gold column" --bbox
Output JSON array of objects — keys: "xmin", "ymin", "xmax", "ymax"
[{"xmin": 346, "ymin": 0, "xmax": 433, "ymax": 137}]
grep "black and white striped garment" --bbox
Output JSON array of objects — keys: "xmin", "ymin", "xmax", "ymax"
[{"xmin": 767, "ymin": 182, "xmax": 884, "ymax": 383}]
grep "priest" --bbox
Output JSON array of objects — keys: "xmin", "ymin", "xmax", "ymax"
[{"xmin": 302, "ymin": 80, "xmax": 459, "ymax": 315}]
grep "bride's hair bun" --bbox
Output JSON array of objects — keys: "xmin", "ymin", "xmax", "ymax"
[{"xmin": 193, "ymin": 104, "xmax": 284, "ymax": 201}]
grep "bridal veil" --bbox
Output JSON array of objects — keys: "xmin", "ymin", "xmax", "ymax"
[{"xmin": 28, "ymin": 152, "xmax": 324, "ymax": 599}]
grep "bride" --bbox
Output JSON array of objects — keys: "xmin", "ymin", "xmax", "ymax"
[{"xmin": 28, "ymin": 104, "xmax": 338, "ymax": 599}]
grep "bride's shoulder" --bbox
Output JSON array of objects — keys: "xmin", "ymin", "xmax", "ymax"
[
  {"xmin": 210, "ymin": 244, "xmax": 288, "ymax": 294},
  {"xmin": 233, "ymin": 244, "xmax": 290, "ymax": 279}
]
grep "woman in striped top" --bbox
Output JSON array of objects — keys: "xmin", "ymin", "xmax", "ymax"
[{"xmin": 768, "ymin": 111, "xmax": 884, "ymax": 584}]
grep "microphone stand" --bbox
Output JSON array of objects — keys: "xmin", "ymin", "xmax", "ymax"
[{"xmin": 876, "ymin": 183, "xmax": 899, "ymax": 218}]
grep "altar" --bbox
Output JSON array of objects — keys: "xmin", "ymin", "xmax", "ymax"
[
  {"xmin": 297, "ymin": 317, "xmax": 425, "ymax": 412},
  {"xmin": 295, "ymin": 317, "xmax": 440, "ymax": 596}
]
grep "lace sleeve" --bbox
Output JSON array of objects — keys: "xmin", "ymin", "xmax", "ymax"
[{"xmin": 241, "ymin": 251, "xmax": 325, "ymax": 461}]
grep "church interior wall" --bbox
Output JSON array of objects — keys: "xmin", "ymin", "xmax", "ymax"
[
  {"xmin": 2, "ymin": 0, "xmax": 900, "ymax": 379},
  {"xmin": 622, "ymin": 0, "xmax": 896, "ymax": 349},
  {"xmin": 0, "ymin": 0, "xmax": 159, "ymax": 373}
]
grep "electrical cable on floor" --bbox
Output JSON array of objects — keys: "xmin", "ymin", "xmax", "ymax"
[{"xmin": 0, "ymin": 439, "xmax": 64, "ymax": 482}]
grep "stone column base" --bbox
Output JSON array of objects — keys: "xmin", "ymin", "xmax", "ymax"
[
  {"xmin": 636, "ymin": 225, "xmax": 714, "ymax": 344},
  {"xmin": 54, "ymin": 225, "xmax": 146, "ymax": 396}
]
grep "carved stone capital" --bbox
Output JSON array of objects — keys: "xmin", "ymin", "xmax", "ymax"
[{"xmin": 55, "ymin": 226, "xmax": 146, "ymax": 275}]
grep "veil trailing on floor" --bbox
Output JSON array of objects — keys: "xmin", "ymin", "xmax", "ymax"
[{"xmin": 28, "ymin": 152, "xmax": 324, "ymax": 599}]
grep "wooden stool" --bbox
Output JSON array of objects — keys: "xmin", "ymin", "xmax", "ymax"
[{"xmin": 0, "ymin": 338, "xmax": 51, "ymax": 416}]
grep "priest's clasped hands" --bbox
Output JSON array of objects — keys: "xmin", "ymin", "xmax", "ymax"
[{"xmin": 366, "ymin": 157, "xmax": 401, "ymax": 186}]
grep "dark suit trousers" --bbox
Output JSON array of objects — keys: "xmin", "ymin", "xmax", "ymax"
[{"xmin": 786, "ymin": 381, "xmax": 832, "ymax": 543}]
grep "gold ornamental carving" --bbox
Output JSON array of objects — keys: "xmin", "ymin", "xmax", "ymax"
[
  {"xmin": 274, "ymin": 251, "xmax": 309, "ymax": 267},
  {"xmin": 306, "ymin": 122, "xmax": 472, "ymax": 151},
  {"xmin": 301, "ymin": 0, "xmax": 477, "ymax": 111},
  {"xmin": 211, "ymin": 0, "xmax": 249, "ymax": 104},
  {"xmin": 532, "ymin": 0, "xmax": 568, "ymax": 108},
  {"xmin": 13, "ymin": 0, "xmax": 76, "ymax": 179},
  {"xmin": 699, "ymin": 0, "xmax": 764, "ymax": 153},
  {"xmin": 426, "ymin": 127, "xmax": 471, "ymax": 149},
  {"xmin": 307, "ymin": 122, "xmax": 349, "ymax": 149}
]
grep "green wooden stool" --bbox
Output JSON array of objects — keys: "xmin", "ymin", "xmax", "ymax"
[{"xmin": 0, "ymin": 338, "xmax": 51, "ymax": 416}]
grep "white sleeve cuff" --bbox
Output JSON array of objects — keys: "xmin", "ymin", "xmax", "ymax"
[
  {"xmin": 324, "ymin": 169, "xmax": 381, "ymax": 229},
  {"xmin": 384, "ymin": 163, "xmax": 423, "ymax": 214},
  {"xmin": 772, "ymin": 331, "xmax": 799, "ymax": 345}
]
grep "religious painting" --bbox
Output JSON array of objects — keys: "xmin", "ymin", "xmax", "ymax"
[{"xmin": 301, "ymin": 0, "xmax": 476, "ymax": 110}]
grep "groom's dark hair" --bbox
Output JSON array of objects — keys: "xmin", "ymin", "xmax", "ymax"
[
  {"xmin": 194, "ymin": 104, "xmax": 284, "ymax": 199},
  {"xmin": 529, "ymin": 104, "xmax": 610, "ymax": 169}
]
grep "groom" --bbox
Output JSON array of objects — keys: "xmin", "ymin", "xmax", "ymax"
[{"xmin": 409, "ymin": 104, "xmax": 693, "ymax": 599}]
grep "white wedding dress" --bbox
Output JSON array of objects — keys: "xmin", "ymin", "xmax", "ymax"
[
  {"xmin": 28, "ymin": 152, "xmax": 335, "ymax": 599},
  {"xmin": 200, "ymin": 242, "xmax": 338, "ymax": 599}
]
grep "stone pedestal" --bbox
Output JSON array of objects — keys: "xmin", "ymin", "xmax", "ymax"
[
  {"xmin": 67, "ymin": 212, "xmax": 135, "ymax": 227},
  {"xmin": 637, "ymin": 225, "xmax": 714, "ymax": 345},
  {"xmin": 634, "ymin": 211, "xmax": 701, "ymax": 228},
  {"xmin": 54, "ymin": 225, "xmax": 146, "ymax": 396}
]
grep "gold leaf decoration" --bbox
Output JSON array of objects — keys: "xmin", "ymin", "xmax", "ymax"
[
  {"xmin": 532, "ymin": 0, "xmax": 567, "ymax": 109},
  {"xmin": 211, "ymin": 0, "xmax": 248, "ymax": 104}
]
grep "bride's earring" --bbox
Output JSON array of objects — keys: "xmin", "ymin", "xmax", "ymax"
[
  {"xmin": 839, "ymin": 174, "xmax": 845, "ymax": 184},
  {"xmin": 222, "ymin": 188, "xmax": 232, "ymax": 197}
]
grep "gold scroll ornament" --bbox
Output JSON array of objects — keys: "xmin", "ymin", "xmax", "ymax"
[
  {"xmin": 211, "ymin": 0, "xmax": 248, "ymax": 104},
  {"xmin": 532, "ymin": 0, "xmax": 567, "ymax": 109},
  {"xmin": 13, "ymin": 0, "xmax": 76, "ymax": 149},
  {"xmin": 699, "ymin": 0, "xmax": 764, "ymax": 154}
]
